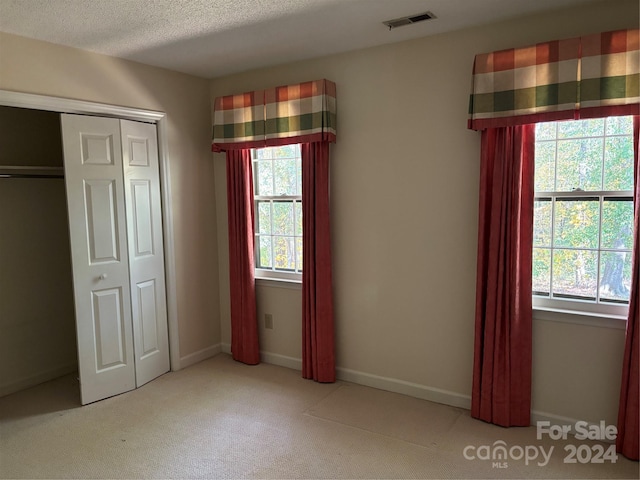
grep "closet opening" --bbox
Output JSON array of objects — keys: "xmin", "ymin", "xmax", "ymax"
[
  {"xmin": 0, "ymin": 106, "xmax": 78, "ymax": 399},
  {"xmin": 0, "ymin": 95, "xmax": 180, "ymax": 405}
]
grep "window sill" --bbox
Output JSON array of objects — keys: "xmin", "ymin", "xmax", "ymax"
[
  {"xmin": 255, "ymin": 276, "xmax": 302, "ymax": 290},
  {"xmin": 533, "ymin": 306, "xmax": 627, "ymax": 330}
]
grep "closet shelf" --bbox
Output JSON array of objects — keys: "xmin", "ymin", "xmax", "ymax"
[{"xmin": 0, "ymin": 166, "xmax": 64, "ymax": 178}]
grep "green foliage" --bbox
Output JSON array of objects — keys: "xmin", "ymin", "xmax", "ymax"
[
  {"xmin": 556, "ymin": 138, "xmax": 603, "ymax": 191},
  {"xmin": 557, "ymin": 118, "xmax": 604, "ymax": 138},
  {"xmin": 534, "ymin": 142, "xmax": 556, "ymax": 191},
  {"xmin": 259, "ymin": 236, "xmax": 272, "ymax": 268},
  {"xmin": 601, "ymin": 200, "xmax": 633, "ymax": 249},
  {"xmin": 255, "ymin": 159, "xmax": 274, "ymax": 195},
  {"xmin": 273, "ymin": 158, "xmax": 299, "ymax": 195},
  {"xmin": 532, "ymin": 247, "xmax": 551, "ymax": 294},
  {"xmin": 552, "ymin": 249, "xmax": 598, "ymax": 298},
  {"xmin": 606, "ymin": 117, "xmax": 633, "ymax": 136},
  {"xmin": 535, "ymin": 122, "xmax": 557, "ymax": 141},
  {"xmin": 533, "ymin": 200, "xmax": 551, "ymax": 246},
  {"xmin": 553, "ymin": 199, "xmax": 599, "ymax": 249},
  {"xmin": 604, "ymin": 137, "xmax": 634, "ymax": 190},
  {"xmin": 257, "ymin": 202, "xmax": 270, "ymax": 234}
]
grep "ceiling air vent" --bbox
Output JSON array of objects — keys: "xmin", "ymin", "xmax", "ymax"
[{"xmin": 383, "ymin": 11, "xmax": 436, "ymax": 30}]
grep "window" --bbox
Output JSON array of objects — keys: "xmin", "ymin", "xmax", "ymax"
[
  {"xmin": 533, "ymin": 116, "xmax": 634, "ymax": 317},
  {"xmin": 252, "ymin": 144, "xmax": 302, "ymax": 281}
]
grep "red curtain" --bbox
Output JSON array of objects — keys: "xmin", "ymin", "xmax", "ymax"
[
  {"xmin": 301, "ymin": 142, "xmax": 336, "ymax": 382},
  {"xmin": 616, "ymin": 116, "xmax": 639, "ymax": 460},
  {"xmin": 472, "ymin": 124, "xmax": 535, "ymax": 427},
  {"xmin": 226, "ymin": 149, "xmax": 260, "ymax": 365}
]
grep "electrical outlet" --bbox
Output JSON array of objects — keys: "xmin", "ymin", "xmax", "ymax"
[{"xmin": 264, "ymin": 313, "xmax": 274, "ymax": 329}]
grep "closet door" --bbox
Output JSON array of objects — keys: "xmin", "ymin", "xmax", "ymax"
[
  {"xmin": 62, "ymin": 114, "xmax": 136, "ymax": 405},
  {"xmin": 121, "ymin": 120, "xmax": 170, "ymax": 387}
]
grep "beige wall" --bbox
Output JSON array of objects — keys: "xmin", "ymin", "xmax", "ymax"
[
  {"xmin": 211, "ymin": 0, "xmax": 639, "ymax": 424},
  {"xmin": 0, "ymin": 32, "xmax": 221, "ymax": 365}
]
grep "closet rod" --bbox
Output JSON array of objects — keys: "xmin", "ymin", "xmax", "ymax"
[
  {"xmin": 0, "ymin": 166, "xmax": 64, "ymax": 179},
  {"xmin": 0, "ymin": 174, "xmax": 65, "ymax": 179}
]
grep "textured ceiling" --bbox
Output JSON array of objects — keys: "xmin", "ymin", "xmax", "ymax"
[{"xmin": 0, "ymin": 0, "xmax": 603, "ymax": 79}]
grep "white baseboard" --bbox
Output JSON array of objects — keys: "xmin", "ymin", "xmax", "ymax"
[
  {"xmin": 0, "ymin": 363, "xmax": 77, "ymax": 397},
  {"xmin": 179, "ymin": 344, "xmax": 221, "ymax": 369},
  {"xmin": 531, "ymin": 410, "xmax": 583, "ymax": 428},
  {"xmin": 248, "ymin": 348, "xmax": 472, "ymax": 411},
  {"xmin": 261, "ymin": 351, "xmax": 302, "ymax": 370},
  {"xmin": 219, "ymin": 343, "xmax": 302, "ymax": 370},
  {"xmin": 336, "ymin": 366, "xmax": 472, "ymax": 410}
]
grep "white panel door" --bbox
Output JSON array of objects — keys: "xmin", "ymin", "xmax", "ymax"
[
  {"xmin": 61, "ymin": 114, "xmax": 136, "ymax": 405},
  {"xmin": 121, "ymin": 119, "xmax": 170, "ymax": 387}
]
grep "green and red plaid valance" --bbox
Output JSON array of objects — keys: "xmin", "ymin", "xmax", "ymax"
[
  {"xmin": 212, "ymin": 79, "xmax": 336, "ymax": 152},
  {"xmin": 468, "ymin": 28, "xmax": 640, "ymax": 130}
]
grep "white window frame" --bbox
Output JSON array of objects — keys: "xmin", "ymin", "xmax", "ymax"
[
  {"xmin": 532, "ymin": 117, "xmax": 633, "ymax": 322},
  {"xmin": 252, "ymin": 145, "xmax": 302, "ymax": 283}
]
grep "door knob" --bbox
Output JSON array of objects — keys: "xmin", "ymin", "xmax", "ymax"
[{"xmin": 99, "ymin": 273, "xmax": 108, "ymax": 280}]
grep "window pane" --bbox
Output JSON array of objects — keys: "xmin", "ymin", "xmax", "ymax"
[
  {"xmin": 273, "ymin": 144, "xmax": 299, "ymax": 159},
  {"xmin": 258, "ymin": 236, "xmax": 272, "ymax": 268},
  {"xmin": 605, "ymin": 116, "xmax": 633, "ymax": 136},
  {"xmin": 533, "ymin": 248, "xmax": 551, "ymax": 295},
  {"xmin": 557, "ymin": 118, "xmax": 604, "ymax": 138},
  {"xmin": 556, "ymin": 138, "xmax": 603, "ymax": 191},
  {"xmin": 272, "ymin": 201, "xmax": 294, "ymax": 235},
  {"xmin": 604, "ymin": 136, "xmax": 634, "ymax": 191},
  {"xmin": 257, "ymin": 201, "xmax": 271, "ymax": 234},
  {"xmin": 600, "ymin": 251, "xmax": 632, "ymax": 303},
  {"xmin": 255, "ymin": 160, "xmax": 273, "ymax": 195},
  {"xmin": 552, "ymin": 249, "xmax": 598, "ymax": 300},
  {"xmin": 296, "ymin": 237, "xmax": 303, "ymax": 271},
  {"xmin": 274, "ymin": 236, "xmax": 295, "ymax": 270},
  {"xmin": 295, "ymin": 201, "xmax": 302, "ymax": 236},
  {"xmin": 535, "ymin": 122, "xmax": 556, "ymax": 141},
  {"xmin": 533, "ymin": 199, "xmax": 552, "ymax": 247},
  {"xmin": 601, "ymin": 199, "xmax": 634, "ymax": 249},
  {"xmin": 553, "ymin": 199, "xmax": 600, "ymax": 249},
  {"xmin": 274, "ymin": 158, "xmax": 298, "ymax": 195},
  {"xmin": 255, "ymin": 148, "xmax": 273, "ymax": 160},
  {"xmin": 534, "ymin": 141, "xmax": 556, "ymax": 191}
]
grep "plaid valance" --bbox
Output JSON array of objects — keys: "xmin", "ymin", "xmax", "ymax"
[
  {"xmin": 212, "ymin": 79, "xmax": 336, "ymax": 152},
  {"xmin": 468, "ymin": 28, "xmax": 640, "ymax": 130}
]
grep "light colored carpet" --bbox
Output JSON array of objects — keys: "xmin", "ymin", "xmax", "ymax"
[
  {"xmin": 0, "ymin": 354, "xmax": 637, "ymax": 479},
  {"xmin": 306, "ymin": 383, "xmax": 465, "ymax": 449}
]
